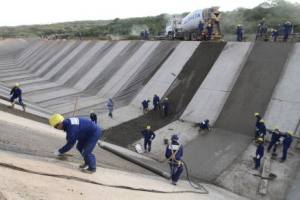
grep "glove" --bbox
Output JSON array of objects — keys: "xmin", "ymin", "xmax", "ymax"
[
  {"xmin": 54, "ymin": 150, "xmax": 63, "ymax": 156},
  {"xmin": 256, "ymin": 155, "xmax": 260, "ymax": 159}
]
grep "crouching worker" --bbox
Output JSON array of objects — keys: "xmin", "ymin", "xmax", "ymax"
[
  {"xmin": 197, "ymin": 119, "xmax": 210, "ymax": 131},
  {"xmin": 49, "ymin": 114, "xmax": 102, "ymax": 174},
  {"xmin": 165, "ymin": 134, "xmax": 183, "ymax": 185}
]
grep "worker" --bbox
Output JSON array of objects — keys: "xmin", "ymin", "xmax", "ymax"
[
  {"xmin": 253, "ymin": 137, "xmax": 264, "ymax": 170},
  {"xmin": 267, "ymin": 127, "xmax": 281, "ymax": 156},
  {"xmin": 9, "ymin": 82, "xmax": 26, "ymax": 111},
  {"xmin": 161, "ymin": 97, "xmax": 170, "ymax": 117},
  {"xmin": 207, "ymin": 23, "xmax": 213, "ymax": 40},
  {"xmin": 141, "ymin": 125, "xmax": 155, "ymax": 152},
  {"xmin": 257, "ymin": 119, "xmax": 267, "ymax": 139},
  {"xmin": 153, "ymin": 94, "xmax": 160, "ymax": 111},
  {"xmin": 280, "ymin": 131, "xmax": 293, "ymax": 162},
  {"xmin": 198, "ymin": 21, "xmax": 204, "ymax": 39},
  {"xmin": 49, "ymin": 114, "xmax": 102, "ymax": 174},
  {"xmin": 236, "ymin": 24, "xmax": 243, "ymax": 41},
  {"xmin": 89, "ymin": 111, "xmax": 97, "ymax": 124},
  {"xmin": 283, "ymin": 21, "xmax": 292, "ymax": 42},
  {"xmin": 271, "ymin": 29, "xmax": 279, "ymax": 42},
  {"xmin": 254, "ymin": 112, "xmax": 261, "ymax": 138},
  {"xmin": 197, "ymin": 119, "xmax": 210, "ymax": 131},
  {"xmin": 142, "ymin": 99, "xmax": 150, "ymax": 114},
  {"xmin": 106, "ymin": 98, "xmax": 114, "ymax": 118},
  {"xmin": 165, "ymin": 134, "xmax": 183, "ymax": 185}
]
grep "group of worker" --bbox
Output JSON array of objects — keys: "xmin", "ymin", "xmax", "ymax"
[
  {"xmin": 235, "ymin": 19, "xmax": 293, "ymax": 42},
  {"xmin": 197, "ymin": 21, "xmax": 214, "ymax": 41},
  {"xmin": 141, "ymin": 94, "xmax": 169, "ymax": 117},
  {"xmin": 253, "ymin": 112, "xmax": 294, "ymax": 170}
]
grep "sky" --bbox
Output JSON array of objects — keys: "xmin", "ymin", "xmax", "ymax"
[{"xmin": 0, "ymin": 0, "xmax": 299, "ymax": 26}]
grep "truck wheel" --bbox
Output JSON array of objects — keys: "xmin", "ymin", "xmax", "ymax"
[
  {"xmin": 191, "ymin": 32, "xmax": 197, "ymax": 41},
  {"xmin": 184, "ymin": 32, "xmax": 190, "ymax": 41}
]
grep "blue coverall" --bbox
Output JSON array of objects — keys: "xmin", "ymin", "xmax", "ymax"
[
  {"xmin": 257, "ymin": 122, "xmax": 266, "ymax": 139},
  {"xmin": 142, "ymin": 100, "xmax": 150, "ymax": 112},
  {"xmin": 255, "ymin": 143, "xmax": 264, "ymax": 169},
  {"xmin": 281, "ymin": 134, "xmax": 293, "ymax": 162},
  {"xmin": 165, "ymin": 141, "xmax": 183, "ymax": 184},
  {"xmin": 141, "ymin": 129, "xmax": 155, "ymax": 152},
  {"xmin": 89, "ymin": 112, "xmax": 97, "ymax": 124},
  {"xmin": 10, "ymin": 86, "xmax": 25, "ymax": 108},
  {"xmin": 153, "ymin": 95, "xmax": 160, "ymax": 111},
  {"xmin": 236, "ymin": 26, "xmax": 243, "ymax": 41},
  {"xmin": 272, "ymin": 29, "xmax": 279, "ymax": 42},
  {"xmin": 255, "ymin": 115, "xmax": 262, "ymax": 137},
  {"xmin": 198, "ymin": 120, "xmax": 210, "ymax": 131},
  {"xmin": 207, "ymin": 25, "xmax": 213, "ymax": 40},
  {"xmin": 267, "ymin": 130, "xmax": 281, "ymax": 153},
  {"xmin": 162, "ymin": 100, "xmax": 169, "ymax": 117},
  {"xmin": 107, "ymin": 99, "xmax": 114, "ymax": 118},
  {"xmin": 283, "ymin": 23, "xmax": 292, "ymax": 42},
  {"xmin": 58, "ymin": 118, "xmax": 102, "ymax": 170}
]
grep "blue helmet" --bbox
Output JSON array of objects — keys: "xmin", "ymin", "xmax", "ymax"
[{"xmin": 171, "ymin": 134, "xmax": 179, "ymax": 141}]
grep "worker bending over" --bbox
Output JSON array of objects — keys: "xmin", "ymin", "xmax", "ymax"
[
  {"xmin": 9, "ymin": 82, "xmax": 26, "ymax": 111},
  {"xmin": 49, "ymin": 114, "xmax": 102, "ymax": 174}
]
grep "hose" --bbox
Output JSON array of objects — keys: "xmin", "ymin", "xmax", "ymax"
[{"xmin": 182, "ymin": 160, "xmax": 209, "ymax": 194}]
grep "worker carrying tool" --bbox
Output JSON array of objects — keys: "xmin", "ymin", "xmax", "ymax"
[
  {"xmin": 9, "ymin": 82, "xmax": 26, "ymax": 111},
  {"xmin": 141, "ymin": 125, "xmax": 156, "ymax": 152},
  {"xmin": 89, "ymin": 111, "xmax": 97, "ymax": 124},
  {"xmin": 267, "ymin": 127, "xmax": 281, "ymax": 157},
  {"xmin": 253, "ymin": 137, "xmax": 264, "ymax": 170},
  {"xmin": 49, "ymin": 114, "xmax": 102, "ymax": 174},
  {"xmin": 165, "ymin": 134, "xmax": 184, "ymax": 185}
]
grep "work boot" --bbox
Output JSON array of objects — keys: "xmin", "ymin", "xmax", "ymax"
[
  {"xmin": 79, "ymin": 163, "xmax": 88, "ymax": 169},
  {"xmin": 81, "ymin": 168, "xmax": 96, "ymax": 174},
  {"xmin": 171, "ymin": 181, "xmax": 177, "ymax": 185}
]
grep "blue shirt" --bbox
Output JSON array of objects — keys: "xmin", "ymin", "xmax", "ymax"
[{"xmin": 59, "ymin": 117, "xmax": 101, "ymax": 154}]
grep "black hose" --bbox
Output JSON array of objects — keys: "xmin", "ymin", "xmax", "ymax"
[{"xmin": 182, "ymin": 160, "xmax": 209, "ymax": 194}]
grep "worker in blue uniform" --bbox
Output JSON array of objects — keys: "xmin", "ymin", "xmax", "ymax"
[
  {"xmin": 106, "ymin": 98, "xmax": 114, "ymax": 118},
  {"xmin": 9, "ymin": 82, "xmax": 26, "ymax": 111},
  {"xmin": 142, "ymin": 99, "xmax": 150, "ymax": 114},
  {"xmin": 271, "ymin": 29, "xmax": 279, "ymax": 42},
  {"xmin": 267, "ymin": 127, "xmax": 281, "ymax": 156},
  {"xmin": 280, "ymin": 131, "xmax": 293, "ymax": 162},
  {"xmin": 89, "ymin": 111, "xmax": 97, "ymax": 124},
  {"xmin": 165, "ymin": 134, "xmax": 183, "ymax": 185},
  {"xmin": 236, "ymin": 24, "xmax": 243, "ymax": 41},
  {"xmin": 153, "ymin": 94, "xmax": 160, "ymax": 111},
  {"xmin": 283, "ymin": 21, "xmax": 292, "ymax": 42},
  {"xmin": 197, "ymin": 119, "xmax": 210, "ymax": 131},
  {"xmin": 207, "ymin": 23, "xmax": 213, "ymax": 40},
  {"xmin": 254, "ymin": 137, "xmax": 264, "ymax": 170},
  {"xmin": 257, "ymin": 119, "xmax": 267, "ymax": 139},
  {"xmin": 162, "ymin": 97, "xmax": 170, "ymax": 117},
  {"xmin": 141, "ymin": 126, "xmax": 155, "ymax": 152},
  {"xmin": 254, "ymin": 112, "xmax": 261, "ymax": 138},
  {"xmin": 49, "ymin": 114, "xmax": 102, "ymax": 174}
]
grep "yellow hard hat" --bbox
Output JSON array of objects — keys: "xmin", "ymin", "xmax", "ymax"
[
  {"xmin": 257, "ymin": 137, "xmax": 264, "ymax": 142},
  {"xmin": 259, "ymin": 119, "xmax": 264, "ymax": 123},
  {"xmin": 15, "ymin": 82, "xmax": 20, "ymax": 87},
  {"xmin": 146, "ymin": 125, "xmax": 151, "ymax": 130},
  {"xmin": 49, "ymin": 114, "xmax": 64, "ymax": 127},
  {"xmin": 254, "ymin": 112, "xmax": 260, "ymax": 116},
  {"xmin": 287, "ymin": 131, "xmax": 293, "ymax": 136},
  {"xmin": 273, "ymin": 126, "xmax": 279, "ymax": 132}
]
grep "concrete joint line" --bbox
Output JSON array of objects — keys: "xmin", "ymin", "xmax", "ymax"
[{"xmin": 0, "ymin": 162, "xmax": 202, "ymax": 194}]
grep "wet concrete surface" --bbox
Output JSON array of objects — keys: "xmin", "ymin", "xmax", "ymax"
[{"xmin": 102, "ymin": 42, "xmax": 226, "ymax": 147}]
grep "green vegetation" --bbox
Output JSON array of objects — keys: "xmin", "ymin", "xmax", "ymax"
[{"xmin": 0, "ymin": 0, "xmax": 299, "ymax": 39}]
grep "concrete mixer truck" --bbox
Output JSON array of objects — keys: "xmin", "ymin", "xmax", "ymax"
[{"xmin": 165, "ymin": 7, "xmax": 221, "ymax": 40}]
